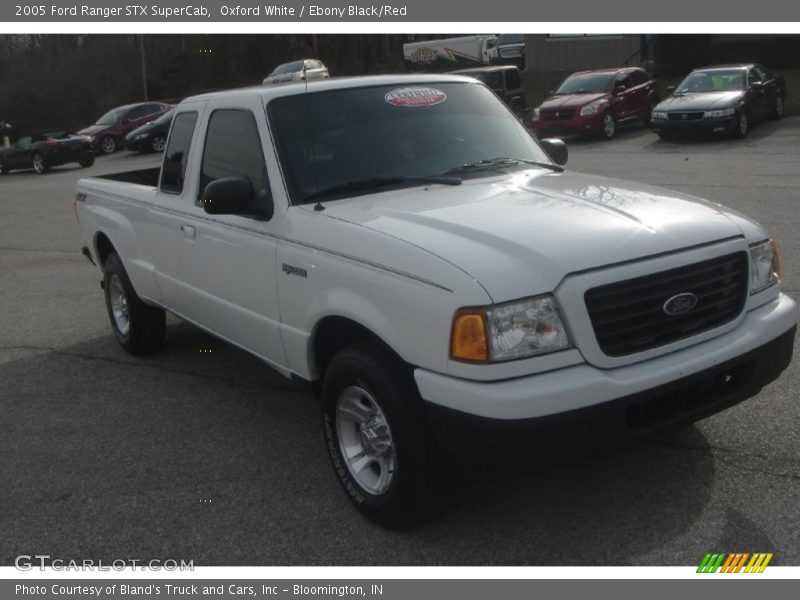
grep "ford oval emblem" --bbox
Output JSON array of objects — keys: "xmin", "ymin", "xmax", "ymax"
[{"xmin": 663, "ymin": 292, "xmax": 698, "ymax": 316}]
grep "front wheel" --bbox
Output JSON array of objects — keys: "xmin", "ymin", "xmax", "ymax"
[
  {"xmin": 32, "ymin": 152, "xmax": 49, "ymax": 174},
  {"xmin": 103, "ymin": 252, "xmax": 165, "ymax": 355},
  {"xmin": 600, "ymin": 111, "xmax": 616, "ymax": 140},
  {"xmin": 771, "ymin": 95, "xmax": 784, "ymax": 120},
  {"xmin": 321, "ymin": 342, "xmax": 444, "ymax": 528},
  {"xmin": 150, "ymin": 134, "xmax": 166, "ymax": 153},
  {"xmin": 732, "ymin": 111, "xmax": 749, "ymax": 138},
  {"xmin": 79, "ymin": 155, "xmax": 95, "ymax": 168},
  {"xmin": 100, "ymin": 136, "xmax": 116, "ymax": 154}
]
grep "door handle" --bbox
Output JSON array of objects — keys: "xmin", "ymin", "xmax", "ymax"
[{"xmin": 180, "ymin": 224, "xmax": 196, "ymax": 239}]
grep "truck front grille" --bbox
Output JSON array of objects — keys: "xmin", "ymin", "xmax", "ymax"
[{"xmin": 584, "ymin": 252, "xmax": 749, "ymax": 357}]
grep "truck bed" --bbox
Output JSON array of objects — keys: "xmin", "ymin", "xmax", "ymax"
[{"xmin": 97, "ymin": 167, "xmax": 160, "ymax": 188}]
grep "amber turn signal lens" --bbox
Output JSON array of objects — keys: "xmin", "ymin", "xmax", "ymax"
[{"xmin": 451, "ymin": 311, "xmax": 488, "ymax": 362}]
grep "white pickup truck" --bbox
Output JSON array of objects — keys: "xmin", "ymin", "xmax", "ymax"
[{"xmin": 76, "ymin": 74, "xmax": 797, "ymax": 526}]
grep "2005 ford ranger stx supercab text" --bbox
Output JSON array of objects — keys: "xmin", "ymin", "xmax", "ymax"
[{"xmin": 76, "ymin": 74, "xmax": 797, "ymax": 526}]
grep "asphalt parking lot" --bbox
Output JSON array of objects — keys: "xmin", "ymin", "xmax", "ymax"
[{"xmin": 1, "ymin": 119, "xmax": 798, "ymax": 566}]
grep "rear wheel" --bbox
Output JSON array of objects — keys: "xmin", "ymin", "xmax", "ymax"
[
  {"xmin": 103, "ymin": 252, "xmax": 165, "ymax": 355},
  {"xmin": 100, "ymin": 136, "xmax": 116, "ymax": 154},
  {"xmin": 31, "ymin": 152, "xmax": 49, "ymax": 174},
  {"xmin": 79, "ymin": 155, "xmax": 95, "ymax": 168},
  {"xmin": 600, "ymin": 111, "xmax": 616, "ymax": 140},
  {"xmin": 322, "ymin": 342, "xmax": 445, "ymax": 528}
]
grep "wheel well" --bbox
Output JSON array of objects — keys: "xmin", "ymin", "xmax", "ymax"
[
  {"xmin": 312, "ymin": 317, "xmax": 398, "ymax": 379},
  {"xmin": 94, "ymin": 232, "xmax": 115, "ymax": 267}
]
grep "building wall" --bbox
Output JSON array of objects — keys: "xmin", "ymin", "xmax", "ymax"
[{"xmin": 525, "ymin": 34, "xmax": 643, "ymax": 73}]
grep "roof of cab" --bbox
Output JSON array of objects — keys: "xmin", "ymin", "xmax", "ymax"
[{"xmin": 180, "ymin": 74, "xmax": 478, "ymax": 104}]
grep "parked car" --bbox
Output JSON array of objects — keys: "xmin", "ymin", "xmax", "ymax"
[
  {"xmin": 75, "ymin": 75, "xmax": 796, "ymax": 526},
  {"xmin": 532, "ymin": 67, "xmax": 659, "ymax": 140},
  {"xmin": 125, "ymin": 109, "xmax": 174, "ymax": 153},
  {"xmin": 263, "ymin": 59, "xmax": 329, "ymax": 85},
  {"xmin": 451, "ymin": 65, "xmax": 528, "ymax": 116},
  {"xmin": 493, "ymin": 33, "xmax": 526, "ymax": 68},
  {"xmin": 79, "ymin": 102, "xmax": 172, "ymax": 154},
  {"xmin": 650, "ymin": 64, "xmax": 785, "ymax": 139},
  {"xmin": 0, "ymin": 129, "xmax": 93, "ymax": 175}
]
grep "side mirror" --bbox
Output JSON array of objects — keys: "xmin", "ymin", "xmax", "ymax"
[
  {"xmin": 539, "ymin": 138, "xmax": 568, "ymax": 166},
  {"xmin": 202, "ymin": 176, "xmax": 274, "ymax": 220},
  {"xmin": 666, "ymin": 84, "xmax": 676, "ymax": 94}
]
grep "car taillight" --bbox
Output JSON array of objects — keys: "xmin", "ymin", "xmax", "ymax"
[{"xmin": 43, "ymin": 139, "xmax": 59, "ymax": 148}]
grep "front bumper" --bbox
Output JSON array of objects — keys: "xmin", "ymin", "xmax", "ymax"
[
  {"xmin": 652, "ymin": 115, "xmax": 737, "ymax": 135},
  {"xmin": 534, "ymin": 113, "xmax": 604, "ymax": 137},
  {"xmin": 415, "ymin": 294, "xmax": 797, "ymax": 457}
]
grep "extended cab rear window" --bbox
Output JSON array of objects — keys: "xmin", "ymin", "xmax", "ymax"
[
  {"xmin": 160, "ymin": 111, "xmax": 198, "ymax": 195},
  {"xmin": 267, "ymin": 82, "xmax": 549, "ymax": 205}
]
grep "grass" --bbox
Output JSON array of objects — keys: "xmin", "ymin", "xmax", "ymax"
[{"xmin": 521, "ymin": 69, "xmax": 800, "ymax": 116}]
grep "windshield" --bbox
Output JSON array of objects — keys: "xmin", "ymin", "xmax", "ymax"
[
  {"xmin": 555, "ymin": 73, "xmax": 614, "ymax": 95},
  {"xmin": 268, "ymin": 82, "xmax": 552, "ymax": 205},
  {"xmin": 497, "ymin": 34, "xmax": 524, "ymax": 45},
  {"xmin": 271, "ymin": 61, "xmax": 304, "ymax": 76},
  {"xmin": 95, "ymin": 108, "xmax": 125, "ymax": 126},
  {"xmin": 676, "ymin": 70, "xmax": 745, "ymax": 93}
]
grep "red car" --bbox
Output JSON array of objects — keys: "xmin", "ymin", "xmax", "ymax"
[
  {"xmin": 532, "ymin": 67, "xmax": 659, "ymax": 140},
  {"xmin": 79, "ymin": 101, "xmax": 171, "ymax": 154}
]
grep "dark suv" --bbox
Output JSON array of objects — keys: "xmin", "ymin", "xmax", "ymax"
[
  {"xmin": 451, "ymin": 66, "xmax": 528, "ymax": 117},
  {"xmin": 79, "ymin": 102, "xmax": 171, "ymax": 154}
]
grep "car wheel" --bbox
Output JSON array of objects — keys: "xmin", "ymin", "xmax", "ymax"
[
  {"xmin": 657, "ymin": 132, "xmax": 675, "ymax": 141},
  {"xmin": 600, "ymin": 111, "xmax": 616, "ymax": 140},
  {"xmin": 322, "ymin": 341, "xmax": 445, "ymax": 528},
  {"xmin": 100, "ymin": 136, "xmax": 117, "ymax": 154},
  {"xmin": 733, "ymin": 111, "xmax": 749, "ymax": 139},
  {"xmin": 79, "ymin": 155, "xmax": 95, "ymax": 168},
  {"xmin": 772, "ymin": 95, "xmax": 784, "ymax": 120},
  {"xmin": 31, "ymin": 152, "xmax": 49, "ymax": 174},
  {"xmin": 150, "ymin": 134, "xmax": 167, "ymax": 153},
  {"xmin": 0, "ymin": 161, "xmax": 7, "ymax": 175},
  {"xmin": 103, "ymin": 252, "xmax": 166, "ymax": 355},
  {"xmin": 643, "ymin": 102, "xmax": 657, "ymax": 126}
]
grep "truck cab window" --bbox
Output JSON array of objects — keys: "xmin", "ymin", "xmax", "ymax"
[
  {"xmin": 159, "ymin": 111, "xmax": 198, "ymax": 195},
  {"xmin": 198, "ymin": 109, "xmax": 269, "ymax": 204}
]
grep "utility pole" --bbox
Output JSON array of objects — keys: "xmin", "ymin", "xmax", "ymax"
[{"xmin": 139, "ymin": 35, "xmax": 149, "ymax": 100}]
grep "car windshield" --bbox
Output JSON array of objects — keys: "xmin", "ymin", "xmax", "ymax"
[
  {"xmin": 675, "ymin": 70, "xmax": 746, "ymax": 93},
  {"xmin": 555, "ymin": 73, "xmax": 614, "ymax": 94},
  {"xmin": 95, "ymin": 108, "xmax": 125, "ymax": 126},
  {"xmin": 271, "ymin": 61, "xmax": 305, "ymax": 76},
  {"xmin": 498, "ymin": 34, "xmax": 524, "ymax": 45},
  {"xmin": 268, "ymin": 82, "xmax": 553, "ymax": 205}
]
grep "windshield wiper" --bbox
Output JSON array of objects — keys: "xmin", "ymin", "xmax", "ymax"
[
  {"xmin": 445, "ymin": 157, "xmax": 563, "ymax": 175},
  {"xmin": 304, "ymin": 175, "xmax": 462, "ymax": 202}
]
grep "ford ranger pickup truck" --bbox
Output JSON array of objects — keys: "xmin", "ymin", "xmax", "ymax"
[{"xmin": 75, "ymin": 74, "xmax": 797, "ymax": 526}]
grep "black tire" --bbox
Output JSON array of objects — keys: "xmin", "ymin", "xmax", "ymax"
[
  {"xmin": 771, "ymin": 94, "xmax": 784, "ymax": 120},
  {"xmin": 599, "ymin": 111, "xmax": 616, "ymax": 140},
  {"xmin": 79, "ymin": 155, "xmax": 95, "ymax": 168},
  {"xmin": 0, "ymin": 161, "xmax": 7, "ymax": 175},
  {"xmin": 321, "ymin": 341, "xmax": 445, "ymax": 528},
  {"xmin": 102, "ymin": 252, "xmax": 165, "ymax": 355},
  {"xmin": 31, "ymin": 152, "xmax": 49, "ymax": 174},
  {"xmin": 657, "ymin": 131, "xmax": 674, "ymax": 141},
  {"xmin": 732, "ymin": 111, "xmax": 749, "ymax": 139},
  {"xmin": 100, "ymin": 135, "xmax": 117, "ymax": 154},
  {"xmin": 150, "ymin": 134, "xmax": 167, "ymax": 153}
]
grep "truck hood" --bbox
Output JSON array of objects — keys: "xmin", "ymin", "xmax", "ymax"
[{"xmin": 321, "ymin": 169, "xmax": 748, "ymax": 302}]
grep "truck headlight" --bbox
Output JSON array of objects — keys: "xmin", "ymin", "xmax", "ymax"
[
  {"xmin": 651, "ymin": 111, "xmax": 668, "ymax": 120},
  {"xmin": 704, "ymin": 107, "xmax": 736, "ymax": 118},
  {"xmin": 750, "ymin": 239, "xmax": 781, "ymax": 294},
  {"xmin": 451, "ymin": 294, "xmax": 571, "ymax": 362}
]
